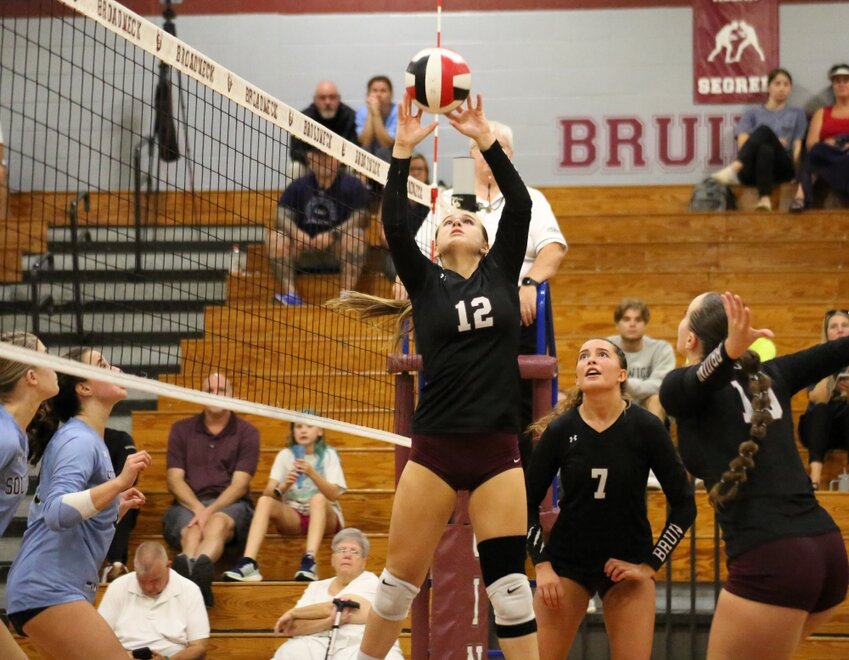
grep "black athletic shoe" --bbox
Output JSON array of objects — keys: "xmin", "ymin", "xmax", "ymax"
[
  {"xmin": 192, "ymin": 554, "xmax": 215, "ymax": 608},
  {"xmin": 172, "ymin": 553, "xmax": 191, "ymax": 579}
]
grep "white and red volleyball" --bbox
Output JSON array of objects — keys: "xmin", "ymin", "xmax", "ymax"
[{"xmin": 405, "ymin": 47, "xmax": 471, "ymax": 114}]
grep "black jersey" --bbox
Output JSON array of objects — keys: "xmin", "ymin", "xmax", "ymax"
[
  {"xmin": 660, "ymin": 336, "xmax": 849, "ymax": 559},
  {"xmin": 526, "ymin": 405, "xmax": 695, "ymax": 573},
  {"xmin": 383, "ymin": 142, "xmax": 532, "ymax": 434}
]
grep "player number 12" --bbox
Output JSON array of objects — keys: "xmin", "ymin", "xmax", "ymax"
[{"xmin": 455, "ymin": 297, "xmax": 494, "ymax": 332}]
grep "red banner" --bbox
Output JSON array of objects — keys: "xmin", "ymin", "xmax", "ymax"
[{"xmin": 693, "ymin": 0, "xmax": 779, "ymax": 104}]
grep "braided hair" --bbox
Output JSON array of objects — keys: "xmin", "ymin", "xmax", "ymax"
[{"xmin": 689, "ymin": 294, "xmax": 777, "ymax": 509}]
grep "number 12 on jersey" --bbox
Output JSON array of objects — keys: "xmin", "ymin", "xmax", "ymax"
[{"xmin": 455, "ymin": 297, "xmax": 494, "ymax": 332}]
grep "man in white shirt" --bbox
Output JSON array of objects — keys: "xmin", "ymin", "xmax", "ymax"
[{"xmin": 98, "ymin": 542, "xmax": 209, "ymax": 660}]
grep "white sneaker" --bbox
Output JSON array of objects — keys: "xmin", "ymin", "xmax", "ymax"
[
  {"xmin": 756, "ymin": 197, "xmax": 772, "ymax": 211},
  {"xmin": 711, "ymin": 167, "xmax": 739, "ymax": 186}
]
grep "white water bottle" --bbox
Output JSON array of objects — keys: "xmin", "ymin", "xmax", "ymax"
[{"xmin": 230, "ymin": 243, "xmax": 247, "ymax": 275}]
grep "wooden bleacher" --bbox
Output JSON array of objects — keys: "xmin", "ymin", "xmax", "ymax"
[{"xmin": 7, "ymin": 185, "xmax": 849, "ymax": 658}]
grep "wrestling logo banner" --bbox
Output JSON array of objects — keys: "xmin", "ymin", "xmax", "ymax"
[{"xmin": 693, "ymin": 0, "xmax": 779, "ymax": 104}]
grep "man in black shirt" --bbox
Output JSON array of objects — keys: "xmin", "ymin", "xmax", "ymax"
[{"xmin": 290, "ymin": 81, "xmax": 359, "ymax": 172}]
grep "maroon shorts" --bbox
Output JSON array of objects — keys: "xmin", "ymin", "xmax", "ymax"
[
  {"xmin": 724, "ymin": 530, "xmax": 848, "ymax": 613},
  {"xmin": 294, "ymin": 509, "xmax": 343, "ymax": 535},
  {"xmin": 410, "ymin": 432, "xmax": 521, "ymax": 491}
]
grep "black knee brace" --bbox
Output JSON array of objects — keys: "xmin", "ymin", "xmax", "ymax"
[{"xmin": 478, "ymin": 536, "xmax": 537, "ymax": 638}]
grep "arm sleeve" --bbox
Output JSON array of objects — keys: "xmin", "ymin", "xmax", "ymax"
[
  {"xmin": 269, "ymin": 448, "xmax": 290, "ymax": 483},
  {"xmin": 482, "ymin": 141, "xmax": 533, "ymax": 283},
  {"xmin": 643, "ymin": 417, "xmax": 696, "ymax": 571},
  {"xmin": 382, "ymin": 157, "xmax": 434, "ymax": 295},
  {"xmin": 527, "ymin": 191, "xmax": 567, "ymax": 254},
  {"xmin": 793, "ymin": 108, "xmax": 808, "ymax": 143},
  {"xmin": 234, "ymin": 424, "xmax": 260, "ymax": 476},
  {"xmin": 769, "ymin": 336, "xmax": 849, "ymax": 395},
  {"xmin": 166, "ymin": 422, "xmax": 187, "ymax": 470},
  {"xmin": 324, "ymin": 448, "xmax": 348, "ymax": 491},
  {"xmin": 735, "ymin": 107, "xmax": 756, "ymax": 136},
  {"xmin": 294, "ymin": 581, "xmax": 320, "ymax": 608},
  {"xmin": 96, "ymin": 582, "xmax": 120, "ymax": 626},
  {"xmin": 627, "ymin": 342, "xmax": 677, "ymax": 401},
  {"xmin": 184, "ymin": 582, "xmax": 212, "ymax": 641},
  {"xmin": 41, "ymin": 435, "xmax": 99, "ymax": 531},
  {"xmin": 355, "ymin": 106, "xmax": 367, "ymax": 135},
  {"xmin": 524, "ymin": 425, "xmax": 561, "ymax": 563},
  {"xmin": 659, "ymin": 343, "xmax": 736, "ymax": 418}
]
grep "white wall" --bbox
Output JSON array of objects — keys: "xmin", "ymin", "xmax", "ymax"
[{"xmin": 3, "ymin": 3, "xmax": 848, "ymax": 189}]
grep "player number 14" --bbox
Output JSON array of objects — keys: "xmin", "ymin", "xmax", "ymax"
[{"xmin": 455, "ymin": 297, "xmax": 494, "ymax": 332}]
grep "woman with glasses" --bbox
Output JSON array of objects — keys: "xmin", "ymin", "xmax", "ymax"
[
  {"xmin": 660, "ymin": 292, "xmax": 849, "ymax": 659},
  {"xmin": 799, "ymin": 309, "xmax": 849, "ymax": 488},
  {"xmin": 272, "ymin": 528, "xmax": 404, "ymax": 660},
  {"xmin": 224, "ymin": 417, "xmax": 346, "ymax": 583},
  {"xmin": 6, "ymin": 348, "xmax": 151, "ymax": 659}
]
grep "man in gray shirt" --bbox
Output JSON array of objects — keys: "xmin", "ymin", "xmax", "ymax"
[{"xmin": 607, "ymin": 298, "xmax": 676, "ymax": 422}]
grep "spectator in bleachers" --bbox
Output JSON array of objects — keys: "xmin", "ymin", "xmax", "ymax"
[
  {"xmin": 290, "ymin": 81, "xmax": 359, "ymax": 176},
  {"xmin": 710, "ymin": 68, "xmax": 806, "ymax": 211},
  {"xmin": 223, "ymin": 416, "xmax": 346, "ymax": 583},
  {"xmin": 606, "ymin": 298, "xmax": 676, "ymax": 423},
  {"xmin": 404, "ymin": 120, "xmax": 568, "ymax": 470},
  {"xmin": 792, "ymin": 63, "xmax": 849, "ymax": 212},
  {"xmin": 267, "ymin": 145, "xmax": 370, "ymax": 306},
  {"xmin": 271, "ymin": 528, "xmax": 403, "ymax": 660},
  {"xmin": 356, "ymin": 75, "xmax": 397, "ymax": 162},
  {"xmin": 0, "ymin": 119, "xmax": 7, "ymax": 220},
  {"xmin": 100, "ymin": 427, "xmax": 140, "ymax": 583},
  {"xmin": 0, "ymin": 332, "xmax": 58, "ymax": 660},
  {"xmin": 162, "ymin": 373, "xmax": 259, "ymax": 607},
  {"xmin": 798, "ymin": 309, "xmax": 849, "ymax": 489},
  {"xmin": 98, "ymin": 541, "xmax": 209, "ymax": 660},
  {"xmin": 6, "ymin": 348, "xmax": 150, "ymax": 659}
]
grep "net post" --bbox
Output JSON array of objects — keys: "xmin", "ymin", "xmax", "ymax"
[
  {"xmin": 519, "ymin": 355, "xmax": 559, "ymax": 527},
  {"xmin": 387, "ymin": 353, "xmax": 428, "ymax": 660}
]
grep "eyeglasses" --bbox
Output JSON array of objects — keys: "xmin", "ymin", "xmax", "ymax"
[{"xmin": 332, "ymin": 547, "xmax": 362, "ymax": 557}]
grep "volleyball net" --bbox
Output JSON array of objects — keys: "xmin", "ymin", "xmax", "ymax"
[{"xmin": 0, "ymin": 0, "xmax": 431, "ymax": 442}]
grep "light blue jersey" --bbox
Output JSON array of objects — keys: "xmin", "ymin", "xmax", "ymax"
[
  {"xmin": 0, "ymin": 405, "xmax": 28, "ymax": 535},
  {"xmin": 6, "ymin": 418, "xmax": 117, "ymax": 613}
]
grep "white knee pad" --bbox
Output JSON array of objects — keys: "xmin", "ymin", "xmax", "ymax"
[
  {"xmin": 372, "ymin": 569, "xmax": 420, "ymax": 621},
  {"xmin": 486, "ymin": 573, "xmax": 535, "ymax": 629}
]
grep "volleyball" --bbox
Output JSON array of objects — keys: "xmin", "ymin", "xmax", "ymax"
[{"xmin": 405, "ymin": 47, "xmax": 472, "ymax": 114}]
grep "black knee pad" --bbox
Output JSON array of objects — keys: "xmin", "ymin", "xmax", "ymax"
[
  {"xmin": 478, "ymin": 536, "xmax": 536, "ymax": 639},
  {"xmin": 477, "ymin": 535, "xmax": 527, "ymax": 586}
]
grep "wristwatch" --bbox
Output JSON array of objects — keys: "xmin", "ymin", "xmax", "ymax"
[{"xmin": 520, "ymin": 277, "xmax": 541, "ymax": 288}]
